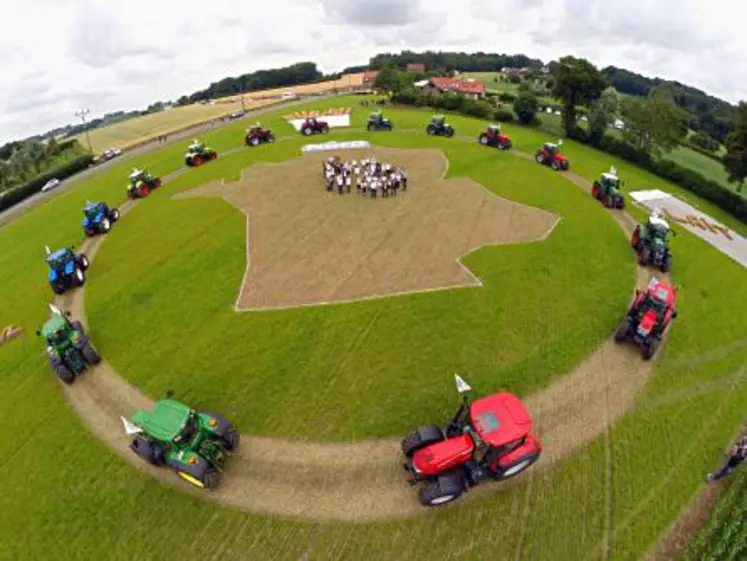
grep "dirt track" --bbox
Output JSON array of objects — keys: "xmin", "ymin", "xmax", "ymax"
[
  {"xmin": 55, "ymin": 143, "xmax": 670, "ymax": 522},
  {"xmin": 176, "ymin": 147, "xmax": 559, "ymax": 310}
]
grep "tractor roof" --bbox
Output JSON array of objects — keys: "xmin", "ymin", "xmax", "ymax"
[
  {"xmin": 544, "ymin": 142, "xmax": 558, "ymax": 150},
  {"xmin": 648, "ymin": 281, "xmax": 676, "ymax": 306},
  {"xmin": 649, "ymin": 216, "xmax": 670, "ymax": 230},
  {"xmin": 602, "ymin": 172, "xmax": 618, "ymax": 181},
  {"xmin": 488, "ymin": 124, "xmax": 500, "ymax": 130},
  {"xmin": 470, "ymin": 392, "xmax": 533, "ymax": 447},
  {"xmin": 129, "ymin": 169, "xmax": 144, "ymax": 179},
  {"xmin": 41, "ymin": 313, "xmax": 67, "ymax": 338},
  {"xmin": 133, "ymin": 399, "xmax": 192, "ymax": 442},
  {"xmin": 432, "ymin": 114, "xmax": 445, "ymax": 120},
  {"xmin": 84, "ymin": 202, "xmax": 104, "ymax": 212},
  {"xmin": 46, "ymin": 248, "xmax": 71, "ymax": 264}
]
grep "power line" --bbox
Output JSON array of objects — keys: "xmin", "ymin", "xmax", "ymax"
[{"xmin": 75, "ymin": 109, "xmax": 94, "ymax": 153}]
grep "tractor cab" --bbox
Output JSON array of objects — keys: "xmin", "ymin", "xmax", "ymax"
[
  {"xmin": 600, "ymin": 172, "xmax": 620, "ymax": 192},
  {"xmin": 431, "ymin": 115, "xmax": 446, "ymax": 127},
  {"xmin": 305, "ymin": 118, "xmax": 317, "ymax": 126},
  {"xmin": 187, "ymin": 140, "xmax": 204, "ymax": 154},
  {"xmin": 40, "ymin": 308, "xmax": 73, "ymax": 348},
  {"xmin": 45, "ymin": 248, "xmax": 73, "ymax": 272},
  {"xmin": 370, "ymin": 111, "xmax": 384, "ymax": 123},
  {"xmin": 647, "ymin": 214, "xmax": 670, "ymax": 241},
  {"xmin": 487, "ymin": 124, "xmax": 501, "ymax": 136},
  {"xmin": 83, "ymin": 202, "xmax": 107, "ymax": 220},
  {"xmin": 543, "ymin": 143, "xmax": 559, "ymax": 156},
  {"xmin": 133, "ymin": 399, "xmax": 194, "ymax": 445},
  {"xmin": 129, "ymin": 168, "xmax": 146, "ymax": 184}
]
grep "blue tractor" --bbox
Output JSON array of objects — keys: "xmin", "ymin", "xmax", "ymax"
[
  {"xmin": 82, "ymin": 201, "xmax": 120, "ymax": 237},
  {"xmin": 45, "ymin": 246, "xmax": 90, "ymax": 295}
]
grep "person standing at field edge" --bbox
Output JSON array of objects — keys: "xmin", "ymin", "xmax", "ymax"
[{"xmin": 707, "ymin": 433, "xmax": 747, "ymax": 482}]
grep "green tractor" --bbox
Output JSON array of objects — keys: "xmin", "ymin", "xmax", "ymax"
[
  {"xmin": 591, "ymin": 167, "xmax": 625, "ymax": 209},
  {"xmin": 367, "ymin": 111, "xmax": 393, "ymax": 131},
  {"xmin": 631, "ymin": 209, "xmax": 676, "ymax": 272},
  {"xmin": 121, "ymin": 393, "xmax": 239, "ymax": 490},
  {"xmin": 185, "ymin": 139, "xmax": 217, "ymax": 167},
  {"xmin": 426, "ymin": 115, "xmax": 455, "ymax": 137},
  {"xmin": 37, "ymin": 304, "xmax": 101, "ymax": 384},
  {"xmin": 127, "ymin": 168, "xmax": 162, "ymax": 199}
]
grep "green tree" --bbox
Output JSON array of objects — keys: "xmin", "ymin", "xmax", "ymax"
[
  {"xmin": 374, "ymin": 66, "xmax": 399, "ymax": 94},
  {"xmin": 513, "ymin": 92, "xmax": 539, "ymax": 125},
  {"xmin": 550, "ymin": 56, "xmax": 607, "ymax": 136},
  {"xmin": 588, "ymin": 87, "xmax": 619, "ymax": 143},
  {"xmin": 723, "ymin": 101, "xmax": 747, "ymax": 192},
  {"xmin": 621, "ymin": 88, "xmax": 687, "ymax": 156}
]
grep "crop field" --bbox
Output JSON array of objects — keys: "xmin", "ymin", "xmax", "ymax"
[
  {"xmin": 663, "ymin": 146, "xmax": 745, "ymax": 197},
  {"xmin": 72, "ymin": 98, "xmax": 278, "ymax": 155},
  {"xmin": 1, "ymin": 96, "xmax": 746, "ymax": 560}
]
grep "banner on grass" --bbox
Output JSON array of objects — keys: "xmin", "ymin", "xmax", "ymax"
[{"xmin": 629, "ymin": 189, "xmax": 747, "ymax": 268}]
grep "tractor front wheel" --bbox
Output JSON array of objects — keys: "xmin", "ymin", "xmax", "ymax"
[
  {"xmin": 52, "ymin": 361, "xmax": 75, "ymax": 384},
  {"xmin": 209, "ymin": 152, "xmax": 217, "ymax": 160},
  {"xmin": 267, "ymin": 134, "xmax": 275, "ymax": 143},
  {"xmin": 638, "ymin": 248, "xmax": 650, "ymax": 266},
  {"xmin": 250, "ymin": 136, "xmax": 259, "ymax": 146},
  {"xmin": 661, "ymin": 253, "xmax": 672, "ymax": 273},
  {"xmin": 77, "ymin": 254, "xmax": 90, "ymax": 270},
  {"xmin": 99, "ymin": 218, "xmax": 111, "ymax": 233},
  {"xmin": 446, "ymin": 128, "xmax": 454, "ymax": 137},
  {"xmin": 73, "ymin": 268, "xmax": 86, "ymax": 287},
  {"xmin": 478, "ymin": 134, "xmax": 489, "ymax": 145},
  {"xmin": 81, "ymin": 342, "xmax": 102, "ymax": 365},
  {"xmin": 644, "ymin": 338, "xmax": 660, "ymax": 360},
  {"xmin": 111, "ymin": 209, "xmax": 120, "ymax": 222},
  {"xmin": 401, "ymin": 424, "xmax": 444, "ymax": 458},
  {"xmin": 496, "ymin": 451, "xmax": 540, "ymax": 480},
  {"xmin": 426, "ymin": 125, "xmax": 436, "ymax": 135},
  {"xmin": 84, "ymin": 227, "xmax": 96, "ymax": 237},
  {"xmin": 614, "ymin": 319, "xmax": 631, "ymax": 343},
  {"xmin": 591, "ymin": 185, "xmax": 601, "ymax": 200},
  {"xmin": 418, "ymin": 475, "xmax": 464, "ymax": 507},
  {"xmin": 551, "ymin": 160, "xmax": 559, "ymax": 171},
  {"xmin": 302, "ymin": 127, "xmax": 312, "ymax": 136},
  {"xmin": 631, "ymin": 227, "xmax": 641, "ymax": 249},
  {"xmin": 535, "ymin": 153, "xmax": 544, "ymax": 164},
  {"xmin": 130, "ymin": 436, "xmax": 166, "ymax": 466}
]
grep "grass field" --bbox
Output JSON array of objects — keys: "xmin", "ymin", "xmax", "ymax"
[
  {"xmin": 72, "ymin": 99, "xmax": 277, "ymax": 155},
  {"xmin": 0, "ymin": 96, "xmax": 745, "ymax": 560},
  {"xmin": 663, "ymin": 146, "xmax": 745, "ymax": 197}
]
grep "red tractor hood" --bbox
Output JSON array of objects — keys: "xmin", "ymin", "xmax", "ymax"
[
  {"xmin": 412, "ymin": 434, "xmax": 474, "ymax": 476},
  {"xmin": 554, "ymin": 153, "xmax": 567, "ymax": 161},
  {"xmin": 638, "ymin": 310, "xmax": 657, "ymax": 335},
  {"xmin": 498, "ymin": 134, "xmax": 510, "ymax": 142}
]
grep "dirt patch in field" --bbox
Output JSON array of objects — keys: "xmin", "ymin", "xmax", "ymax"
[{"xmin": 175, "ymin": 147, "xmax": 559, "ymax": 310}]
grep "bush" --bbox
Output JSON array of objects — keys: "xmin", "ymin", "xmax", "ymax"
[
  {"xmin": 0, "ymin": 154, "xmax": 94, "ymax": 213},
  {"xmin": 513, "ymin": 92, "xmax": 539, "ymax": 125},
  {"xmin": 499, "ymin": 92, "xmax": 516, "ymax": 103},
  {"xmin": 494, "ymin": 109, "xmax": 514, "ymax": 122},
  {"xmin": 462, "ymin": 100, "xmax": 494, "ymax": 119},
  {"xmin": 507, "ymin": 74, "xmax": 522, "ymax": 84},
  {"xmin": 690, "ymin": 132, "xmax": 720, "ymax": 153}
]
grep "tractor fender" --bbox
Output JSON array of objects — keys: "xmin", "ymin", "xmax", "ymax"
[
  {"xmin": 167, "ymin": 454, "xmax": 210, "ymax": 481},
  {"xmin": 496, "ymin": 434, "xmax": 542, "ymax": 470},
  {"xmin": 198, "ymin": 411, "xmax": 233, "ymax": 439}
]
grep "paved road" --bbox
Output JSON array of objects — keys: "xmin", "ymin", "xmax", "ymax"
[{"xmin": 0, "ymin": 95, "xmax": 336, "ymax": 227}]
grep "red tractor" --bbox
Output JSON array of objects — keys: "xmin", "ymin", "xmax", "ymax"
[
  {"xmin": 300, "ymin": 117, "xmax": 330, "ymax": 136},
  {"xmin": 402, "ymin": 375, "xmax": 542, "ymax": 507},
  {"xmin": 615, "ymin": 277, "xmax": 678, "ymax": 360},
  {"xmin": 478, "ymin": 124, "xmax": 512, "ymax": 150},
  {"xmin": 245, "ymin": 123, "xmax": 275, "ymax": 147},
  {"xmin": 535, "ymin": 141, "xmax": 569, "ymax": 171}
]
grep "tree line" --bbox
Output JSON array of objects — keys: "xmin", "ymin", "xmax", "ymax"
[{"xmin": 0, "ymin": 138, "xmax": 83, "ymax": 193}]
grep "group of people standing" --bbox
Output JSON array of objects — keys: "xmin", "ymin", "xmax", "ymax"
[{"xmin": 322, "ymin": 156, "xmax": 408, "ymax": 198}]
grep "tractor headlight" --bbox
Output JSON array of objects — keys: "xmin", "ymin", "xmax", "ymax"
[
  {"xmin": 72, "ymin": 332, "xmax": 83, "ymax": 345},
  {"xmin": 47, "ymin": 346, "xmax": 59, "ymax": 357}
]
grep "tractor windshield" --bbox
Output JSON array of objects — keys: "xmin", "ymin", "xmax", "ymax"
[
  {"xmin": 46, "ymin": 250, "xmax": 70, "ymax": 270},
  {"xmin": 47, "ymin": 328, "xmax": 69, "ymax": 346},
  {"xmin": 174, "ymin": 413, "xmax": 198, "ymax": 446},
  {"xmin": 84, "ymin": 204, "xmax": 103, "ymax": 219}
]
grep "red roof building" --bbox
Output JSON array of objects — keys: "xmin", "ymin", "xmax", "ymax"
[
  {"xmin": 406, "ymin": 63, "xmax": 426, "ymax": 72},
  {"xmin": 425, "ymin": 77, "xmax": 486, "ymax": 99},
  {"xmin": 363, "ymin": 70, "xmax": 379, "ymax": 84}
]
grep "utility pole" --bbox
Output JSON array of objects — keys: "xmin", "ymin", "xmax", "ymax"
[
  {"xmin": 241, "ymin": 94, "xmax": 246, "ymax": 113},
  {"xmin": 75, "ymin": 109, "xmax": 94, "ymax": 153}
]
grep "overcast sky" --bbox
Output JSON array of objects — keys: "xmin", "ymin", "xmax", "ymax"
[{"xmin": 1, "ymin": 0, "xmax": 745, "ymax": 143}]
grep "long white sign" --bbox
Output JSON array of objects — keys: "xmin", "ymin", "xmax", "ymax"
[
  {"xmin": 301, "ymin": 140, "xmax": 370, "ymax": 154},
  {"xmin": 629, "ymin": 189, "xmax": 747, "ymax": 268},
  {"xmin": 288, "ymin": 114, "xmax": 351, "ymax": 131}
]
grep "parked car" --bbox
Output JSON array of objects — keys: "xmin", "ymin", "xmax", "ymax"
[{"xmin": 41, "ymin": 178, "xmax": 61, "ymax": 192}]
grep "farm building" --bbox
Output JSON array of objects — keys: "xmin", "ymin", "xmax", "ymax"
[
  {"xmin": 406, "ymin": 63, "xmax": 426, "ymax": 72},
  {"xmin": 419, "ymin": 77, "xmax": 486, "ymax": 100}
]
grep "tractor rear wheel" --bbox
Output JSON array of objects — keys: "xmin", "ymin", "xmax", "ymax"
[
  {"xmin": 77, "ymin": 254, "xmax": 90, "ymax": 270},
  {"xmin": 81, "ymin": 342, "xmax": 101, "ymax": 365},
  {"xmin": 446, "ymin": 128, "xmax": 454, "ymax": 137},
  {"xmin": 52, "ymin": 283, "xmax": 65, "ymax": 295},
  {"xmin": 52, "ymin": 361, "xmax": 75, "ymax": 384},
  {"xmin": 661, "ymin": 253, "xmax": 672, "ymax": 273},
  {"xmin": 73, "ymin": 268, "xmax": 86, "ymax": 287},
  {"xmin": 84, "ymin": 227, "xmax": 96, "ymax": 237},
  {"xmin": 130, "ymin": 436, "xmax": 166, "ymax": 466},
  {"xmin": 418, "ymin": 475, "xmax": 464, "ymax": 507},
  {"xmin": 426, "ymin": 125, "xmax": 436, "ymax": 135},
  {"xmin": 250, "ymin": 136, "xmax": 259, "ymax": 146},
  {"xmin": 302, "ymin": 127, "xmax": 312, "ymax": 136},
  {"xmin": 496, "ymin": 451, "xmax": 540, "ymax": 480},
  {"xmin": 401, "ymin": 424, "xmax": 444, "ymax": 458},
  {"xmin": 614, "ymin": 319, "xmax": 631, "ymax": 343},
  {"xmin": 111, "ymin": 209, "xmax": 120, "ymax": 222},
  {"xmin": 591, "ymin": 185, "xmax": 601, "ymax": 199},
  {"xmin": 99, "ymin": 218, "xmax": 111, "ymax": 233},
  {"xmin": 551, "ymin": 160, "xmax": 559, "ymax": 171},
  {"xmin": 140, "ymin": 186, "xmax": 149, "ymax": 198},
  {"xmin": 479, "ymin": 134, "xmax": 489, "ymax": 145},
  {"xmin": 223, "ymin": 428, "xmax": 240, "ymax": 452}
]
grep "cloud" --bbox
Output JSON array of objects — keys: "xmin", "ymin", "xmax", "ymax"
[
  {"xmin": 320, "ymin": 0, "xmax": 423, "ymax": 26},
  {"xmin": 0, "ymin": 0, "xmax": 745, "ymax": 144}
]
